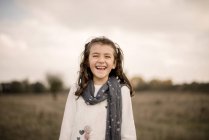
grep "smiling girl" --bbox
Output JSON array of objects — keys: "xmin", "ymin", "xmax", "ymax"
[{"xmin": 59, "ymin": 37, "xmax": 136, "ymax": 140}]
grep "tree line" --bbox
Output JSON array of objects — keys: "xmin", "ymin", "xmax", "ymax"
[
  {"xmin": 131, "ymin": 76, "xmax": 209, "ymax": 93},
  {"xmin": 0, "ymin": 74, "xmax": 65, "ymax": 99},
  {"xmin": 1, "ymin": 75, "xmax": 209, "ymax": 94}
]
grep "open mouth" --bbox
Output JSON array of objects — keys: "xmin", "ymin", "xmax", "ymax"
[{"xmin": 95, "ymin": 66, "xmax": 107, "ymax": 70}]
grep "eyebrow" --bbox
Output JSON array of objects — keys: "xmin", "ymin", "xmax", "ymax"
[{"xmin": 91, "ymin": 52, "xmax": 112, "ymax": 55}]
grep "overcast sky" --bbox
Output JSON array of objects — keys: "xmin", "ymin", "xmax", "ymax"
[{"xmin": 0, "ymin": 0, "xmax": 209, "ymax": 86}]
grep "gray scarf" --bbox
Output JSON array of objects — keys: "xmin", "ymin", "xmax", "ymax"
[{"xmin": 82, "ymin": 76, "xmax": 122, "ymax": 140}]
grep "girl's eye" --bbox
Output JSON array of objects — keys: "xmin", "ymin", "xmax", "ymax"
[
  {"xmin": 105, "ymin": 56, "xmax": 111, "ymax": 58},
  {"xmin": 93, "ymin": 55, "xmax": 98, "ymax": 58}
]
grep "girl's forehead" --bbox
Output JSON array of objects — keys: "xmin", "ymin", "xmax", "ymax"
[{"xmin": 89, "ymin": 44, "xmax": 115, "ymax": 54}]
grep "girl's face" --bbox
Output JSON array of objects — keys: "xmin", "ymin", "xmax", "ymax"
[{"xmin": 88, "ymin": 43, "xmax": 116, "ymax": 85}]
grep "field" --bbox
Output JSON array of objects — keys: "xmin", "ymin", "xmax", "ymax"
[
  {"xmin": 132, "ymin": 91, "xmax": 209, "ymax": 140},
  {"xmin": 0, "ymin": 91, "xmax": 209, "ymax": 140}
]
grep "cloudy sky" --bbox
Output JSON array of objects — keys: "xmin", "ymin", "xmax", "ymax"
[{"xmin": 0, "ymin": 0, "xmax": 209, "ymax": 86}]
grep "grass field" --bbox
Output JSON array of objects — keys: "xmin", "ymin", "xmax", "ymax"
[{"xmin": 0, "ymin": 91, "xmax": 209, "ymax": 140}]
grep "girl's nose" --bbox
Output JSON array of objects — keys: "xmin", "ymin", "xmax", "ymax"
[{"xmin": 98, "ymin": 56, "xmax": 105, "ymax": 63}]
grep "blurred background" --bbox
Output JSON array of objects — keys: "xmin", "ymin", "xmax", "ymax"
[{"xmin": 0, "ymin": 0, "xmax": 209, "ymax": 140}]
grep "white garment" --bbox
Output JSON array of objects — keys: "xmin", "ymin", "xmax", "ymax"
[{"xmin": 59, "ymin": 83, "xmax": 137, "ymax": 140}]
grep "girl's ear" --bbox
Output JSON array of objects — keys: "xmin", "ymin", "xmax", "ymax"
[{"xmin": 112, "ymin": 61, "xmax": 116, "ymax": 69}]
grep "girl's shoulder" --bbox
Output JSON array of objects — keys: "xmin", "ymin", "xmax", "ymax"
[
  {"xmin": 70, "ymin": 83, "xmax": 79, "ymax": 90},
  {"xmin": 68, "ymin": 83, "xmax": 79, "ymax": 96},
  {"xmin": 121, "ymin": 85, "xmax": 130, "ymax": 93},
  {"xmin": 121, "ymin": 85, "xmax": 132, "ymax": 97}
]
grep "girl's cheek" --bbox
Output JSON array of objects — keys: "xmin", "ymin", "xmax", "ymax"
[
  {"xmin": 93, "ymin": 58, "xmax": 97, "ymax": 62},
  {"xmin": 90, "ymin": 59, "xmax": 97, "ymax": 64},
  {"xmin": 89, "ymin": 57, "xmax": 96, "ymax": 62}
]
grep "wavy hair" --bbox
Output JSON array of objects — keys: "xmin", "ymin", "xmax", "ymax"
[{"xmin": 75, "ymin": 36, "xmax": 133, "ymax": 96}]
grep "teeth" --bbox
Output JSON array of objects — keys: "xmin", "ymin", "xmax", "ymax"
[
  {"xmin": 96, "ymin": 66, "xmax": 106, "ymax": 69},
  {"xmin": 97, "ymin": 66, "xmax": 105, "ymax": 68}
]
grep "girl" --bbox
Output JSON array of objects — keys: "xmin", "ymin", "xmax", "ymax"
[{"xmin": 59, "ymin": 37, "xmax": 136, "ymax": 140}]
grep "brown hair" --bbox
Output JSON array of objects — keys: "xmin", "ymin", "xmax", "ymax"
[{"xmin": 75, "ymin": 36, "xmax": 133, "ymax": 96}]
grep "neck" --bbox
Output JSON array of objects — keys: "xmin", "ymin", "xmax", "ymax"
[{"xmin": 93, "ymin": 77, "xmax": 108, "ymax": 85}]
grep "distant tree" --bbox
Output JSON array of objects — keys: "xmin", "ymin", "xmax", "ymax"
[
  {"xmin": 149, "ymin": 79, "xmax": 161, "ymax": 90},
  {"xmin": 46, "ymin": 73, "xmax": 63, "ymax": 100},
  {"xmin": 198, "ymin": 83, "xmax": 209, "ymax": 93},
  {"xmin": 31, "ymin": 82, "xmax": 46, "ymax": 93},
  {"xmin": 175, "ymin": 82, "xmax": 209, "ymax": 93},
  {"xmin": 1, "ymin": 83, "xmax": 11, "ymax": 93},
  {"xmin": 130, "ymin": 76, "xmax": 147, "ymax": 91},
  {"xmin": 22, "ymin": 79, "xmax": 30, "ymax": 92},
  {"xmin": 149, "ymin": 79, "xmax": 173, "ymax": 90},
  {"xmin": 11, "ymin": 81, "xmax": 24, "ymax": 93}
]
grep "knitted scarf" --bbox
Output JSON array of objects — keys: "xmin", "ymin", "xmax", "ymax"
[{"xmin": 82, "ymin": 76, "xmax": 122, "ymax": 140}]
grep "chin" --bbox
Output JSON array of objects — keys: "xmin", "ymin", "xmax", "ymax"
[{"xmin": 96, "ymin": 76, "xmax": 107, "ymax": 79}]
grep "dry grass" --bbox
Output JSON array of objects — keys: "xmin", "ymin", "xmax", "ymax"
[
  {"xmin": 0, "ymin": 93, "xmax": 67, "ymax": 140},
  {"xmin": 133, "ymin": 91, "xmax": 209, "ymax": 140},
  {"xmin": 0, "ymin": 91, "xmax": 209, "ymax": 140}
]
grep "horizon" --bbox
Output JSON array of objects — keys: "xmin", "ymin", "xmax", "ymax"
[{"xmin": 1, "ymin": 0, "xmax": 209, "ymax": 86}]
